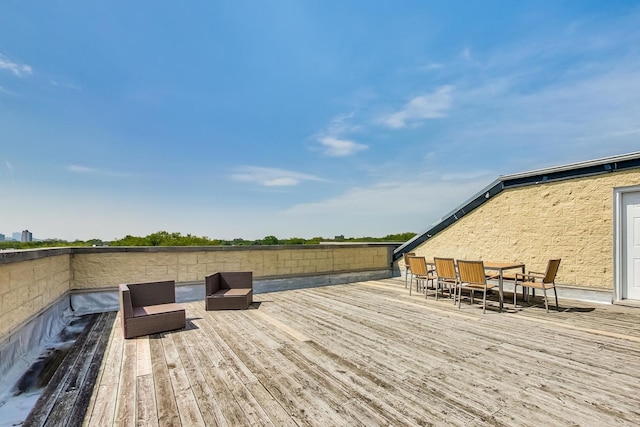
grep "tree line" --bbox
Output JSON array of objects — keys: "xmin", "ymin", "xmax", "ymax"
[{"xmin": 0, "ymin": 231, "xmax": 416, "ymax": 250}]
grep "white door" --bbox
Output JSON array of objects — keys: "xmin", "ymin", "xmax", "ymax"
[{"xmin": 623, "ymin": 191, "xmax": 640, "ymax": 300}]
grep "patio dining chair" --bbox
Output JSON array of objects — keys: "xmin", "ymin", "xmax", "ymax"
[
  {"xmin": 433, "ymin": 257, "xmax": 458, "ymax": 301},
  {"xmin": 514, "ymin": 259, "xmax": 561, "ymax": 312},
  {"xmin": 408, "ymin": 256, "xmax": 436, "ymax": 296},
  {"xmin": 456, "ymin": 260, "xmax": 498, "ymax": 314},
  {"xmin": 403, "ymin": 252, "xmax": 416, "ymax": 288}
]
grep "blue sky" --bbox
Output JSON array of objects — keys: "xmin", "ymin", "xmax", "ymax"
[{"xmin": 2, "ymin": 1, "xmax": 640, "ymax": 241}]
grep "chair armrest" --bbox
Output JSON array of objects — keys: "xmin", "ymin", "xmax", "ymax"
[
  {"xmin": 515, "ymin": 271, "xmax": 544, "ymax": 282},
  {"xmin": 119, "ymin": 284, "xmax": 134, "ymax": 319}
]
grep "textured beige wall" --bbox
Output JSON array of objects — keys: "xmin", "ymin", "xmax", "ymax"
[
  {"xmin": 71, "ymin": 246, "xmax": 391, "ymax": 290},
  {"xmin": 0, "ymin": 254, "xmax": 71, "ymax": 338},
  {"xmin": 0, "ymin": 245, "xmax": 391, "ymax": 340},
  {"xmin": 410, "ymin": 169, "xmax": 640, "ymax": 289}
]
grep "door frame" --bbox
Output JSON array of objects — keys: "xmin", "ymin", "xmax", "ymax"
[{"xmin": 613, "ymin": 184, "xmax": 640, "ymax": 301}]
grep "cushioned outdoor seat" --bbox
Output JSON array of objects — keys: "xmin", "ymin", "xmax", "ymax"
[
  {"xmin": 205, "ymin": 271, "xmax": 253, "ymax": 310},
  {"xmin": 119, "ymin": 280, "xmax": 186, "ymax": 339}
]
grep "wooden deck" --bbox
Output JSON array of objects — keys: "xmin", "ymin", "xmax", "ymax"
[{"xmin": 77, "ymin": 278, "xmax": 640, "ymax": 426}]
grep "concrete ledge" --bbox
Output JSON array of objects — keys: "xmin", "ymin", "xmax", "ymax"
[
  {"xmin": 555, "ymin": 285, "xmax": 613, "ymax": 304},
  {"xmin": 1, "ymin": 244, "xmax": 397, "ymax": 265},
  {"xmin": 0, "ymin": 248, "xmax": 71, "ymax": 265},
  {"xmin": 70, "ymin": 243, "xmax": 394, "ymax": 254}
]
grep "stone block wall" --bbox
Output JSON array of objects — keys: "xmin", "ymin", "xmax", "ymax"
[
  {"xmin": 0, "ymin": 251, "xmax": 71, "ymax": 338},
  {"xmin": 409, "ymin": 169, "xmax": 640, "ymax": 289},
  {"xmin": 71, "ymin": 245, "xmax": 391, "ymax": 290},
  {"xmin": 1, "ymin": 244, "xmax": 392, "ymax": 341}
]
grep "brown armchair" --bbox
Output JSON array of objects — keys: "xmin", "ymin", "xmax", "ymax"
[
  {"xmin": 205, "ymin": 271, "xmax": 253, "ymax": 310},
  {"xmin": 119, "ymin": 280, "xmax": 186, "ymax": 339}
]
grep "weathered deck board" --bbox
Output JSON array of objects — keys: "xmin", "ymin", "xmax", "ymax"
[
  {"xmin": 114, "ymin": 334, "xmax": 137, "ymax": 426},
  {"xmin": 213, "ymin": 309, "xmax": 373, "ymax": 426},
  {"xmin": 23, "ymin": 312, "xmax": 114, "ymax": 427},
  {"xmin": 84, "ymin": 312, "xmax": 123, "ymax": 426},
  {"xmin": 192, "ymin": 304, "xmax": 277, "ymax": 425},
  {"xmin": 186, "ymin": 308, "xmax": 255, "ymax": 426},
  {"xmin": 171, "ymin": 327, "xmax": 228, "ymax": 427},
  {"xmin": 75, "ymin": 278, "xmax": 640, "ymax": 426},
  {"xmin": 162, "ymin": 331, "xmax": 207, "ymax": 427}
]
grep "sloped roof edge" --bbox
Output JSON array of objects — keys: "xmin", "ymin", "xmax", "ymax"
[{"xmin": 393, "ymin": 151, "xmax": 640, "ymax": 260}]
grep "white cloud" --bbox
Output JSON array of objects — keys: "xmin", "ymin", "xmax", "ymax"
[
  {"xmin": 318, "ymin": 136, "xmax": 368, "ymax": 157},
  {"xmin": 68, "ymin": 165, "xmax": 94, "ymax": 174},
  {"xmin": 50, "ymin": 80, "xmax": 81, "ymax": 90},
  {"xmin": 323, "ymin": 111, "xmax": 358, "ymax": 135},
  {"xmin": 0, "ymin": 53, "xmax": 33, "ymax": 77},
  {"xmin": 461, "ymin": 48, "xmax": 473, "ymax": 61},
  {"xmin": 401, "ymin": 12, "xmax": 640, "ymax": 169},
  {"xmin": 67, "ymin": 164, "xmax": 132, "ymax": 177},
  {"xmin": 263, "ymin": 177, "xmax": 299, "ymax": 186},
  {"xmin": 4, "ymin": 161, "xmax": 15, "ymax": 185},
  {"xmin": 419, "ymin": 63, "xmax": 444, "ymax": 72},
  {"xmin": 282, "ymin": 172, "xmax": 489, "ymax": 217},
  {"xmin": 446, "ymin": 56, "xmax": 640, "ymax": 162},
  {"xmin": 231, "ymin": 166, "xmax": 326, "ymax": 187},
  {"xmin": 382, "ymin": 85, "xmax": 455, "ymax": 128},
  {"xmin": 278, "ymin": 171, "xmax": 489, "ymax": 237},
  {"xmin": 311, "ymin": 112, "xmax": 368, "ymax": 157}
]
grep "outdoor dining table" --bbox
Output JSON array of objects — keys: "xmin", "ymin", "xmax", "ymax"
[
  {"xmin": 424, "ymin": 259, "xmax": 525, "ymax": 312},
  {"xmin": 482, "ymin": 261, "xmax": 525, "ymax": 312}
]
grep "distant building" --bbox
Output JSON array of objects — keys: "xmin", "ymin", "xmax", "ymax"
[
  {"xmin": 21, "ymin": 230, "xmax": 33, "ymax": 242},
  {"xmin": 0, "ymin": 234, "xmax": 4, "ymax": 241},
  {"xmin": 12, "ymin": 232, "xmax": 21, "ymax": 241}
]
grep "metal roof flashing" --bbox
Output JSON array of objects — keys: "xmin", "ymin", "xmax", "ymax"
[{"xmin": 500, "ymin": 151, "xmax": 640, "ymax": 181}]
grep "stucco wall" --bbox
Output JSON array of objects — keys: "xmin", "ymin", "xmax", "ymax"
[
  {"xmin": 408, "ymin": 169, "xmax": 640, "ymax": 289},
  {"xmin": 71, "ymin": 245, "xmax": 392, "ymax": 290},
  {"xmin": 0, "ymin": 253, "xmax": 71, "ymax": 338},
  {"xmin": 0, "ymin": 245, "xmax": 392, "ymax": 340}
]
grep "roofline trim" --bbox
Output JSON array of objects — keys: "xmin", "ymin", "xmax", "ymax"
[{"xmin": 500, "ymin": 151, "xmax": 640, "ymax": 181}]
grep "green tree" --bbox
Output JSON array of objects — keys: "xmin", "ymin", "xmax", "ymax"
[
  {"xmin": 284, "ymin": 237, "xmax": 306, "ymax": 245},
  {"xmin": 0, "ymin": 230, "xmax": 417, "ymax": 249},
  {"xmin": 261, "ymin": 235, "xmax": 279, "ymax": 245}
]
